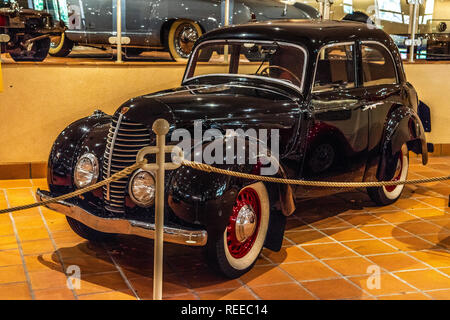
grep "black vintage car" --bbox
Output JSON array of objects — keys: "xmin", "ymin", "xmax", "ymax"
[
  {"xmin": 0, "ymin": 0, "xmax": 63, "ymax": 61},
  {"xmin": 37, "ymin": 19, "xmax": 429, "ymax": 278}
]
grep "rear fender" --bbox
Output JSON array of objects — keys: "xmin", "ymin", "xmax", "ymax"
[{"xmin": 377, "ymin": 106, "xmax": 427, "ymax": 180}]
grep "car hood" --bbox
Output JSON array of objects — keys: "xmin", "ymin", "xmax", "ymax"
[{"xmin": 115, "ymin": 82, "xmax": 302, "ymax": 132}]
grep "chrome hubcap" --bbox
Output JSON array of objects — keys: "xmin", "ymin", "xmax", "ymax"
[
  {"xmin": 175, "ymin": 23, "xmax": 199, "ymax": 58},
  {"xmin": 181, "ymin": 28, "xmax": 198, "ymax": 43},
  {"xmin": 235, "ymin": 204, "xmax": 257, "ymax": 243}
]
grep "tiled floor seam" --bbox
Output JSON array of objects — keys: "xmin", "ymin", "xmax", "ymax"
[
  {"xmin": 3, "ymin": 190, "xmax": 35, "ymax": 300},
  {"xmin": 103, "ymin": 245, "xmax": 141, "ymax": 300},
  {"xmin": 268, "ymin": 236, "xmax": 323, "ymax": 299},
  {"xmin": 29, "ymin": 187, "xmax": 79, "ymax": 300},
  {"xmin": 263, "ymin": 233, "xmax": 375, "ymax": 299},
  {"xmin": 362, "ymin": 207, "xmax": 450, "ymax": 279},
  {"xmin": 289, "ymin": 235, "xmax": 377, "ymax": 299},
  {"xmin": 232, "ymin": 278, "xmax": 261, "ymax": 300},
  {"xmin": 405, "ymin": 197, "xmax": 450, "ymax": 233},
  {"xmin": 331, "ymin": 214, "xmax": 441, "ymax": 299},
  {"xmin": 294, "ymin": 214, "xmax": 432, "ymax": 299}
]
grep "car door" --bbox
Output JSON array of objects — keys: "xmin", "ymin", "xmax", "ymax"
[
  {"xmin": 297, "ymin": 42, "xmax": 369, "ymax": 198},
  {"xmin": 125, "ymin": 0, "xmax": 161, "ymax": 47},
  {"xmin": 83, "ymin": 0, "xmax": 113, "ymax": 44},
  {"xmin": 360, "ymin": 41, "xmax": 405, "ymax": 180}
]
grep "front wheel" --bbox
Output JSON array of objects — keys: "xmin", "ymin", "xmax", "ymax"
[
  {"xmin": 9, "ymin": 34, "xmax": 50, "ymax": 62},
  {"xmin": 167, "ymin": 19, "xmax": 202, "ymax": 62},
  {"xmin": 66, "ymin": 216, "xmax": 116, "ymax": 242},
  {"xmin": 206, "ymin": 182, "xmax": 270, "ymax": 278},
  {"xmin": 49, "ymin": 32, "xmax": 74, "ymax": 57},
  {"xmin": 367, "ymin": 144, "xmax": 409, "ymax": 206}
]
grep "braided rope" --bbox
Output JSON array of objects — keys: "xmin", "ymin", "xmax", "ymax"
[
  {"xmin": 181, "ymin": 160, "xmax": 450, "ymax": 188},
  {"xmin": 0, "ymin": 158, "xmax": 448, "ymax": 215}
]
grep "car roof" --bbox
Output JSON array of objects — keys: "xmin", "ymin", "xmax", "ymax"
[{"xmin": 199, "ymin": 19, "xmax": 395, "ymax": 52}]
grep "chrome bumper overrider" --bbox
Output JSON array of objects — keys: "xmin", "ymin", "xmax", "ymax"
[{"xmin": 36, "ymin": 189, "xmax": 207, "ymax": 246}]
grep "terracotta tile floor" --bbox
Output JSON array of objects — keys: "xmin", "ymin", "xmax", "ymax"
[{"xmin": 0, "ymin": 155, "xmax": 448, "ymax": 300}]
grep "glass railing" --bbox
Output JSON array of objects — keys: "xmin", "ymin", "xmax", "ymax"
[
  {"xmin": 314, "ymin": 0, "xmax": 450, "ymax": 61},
  {"xmin": 17, "ymin": 0, "xmax": 450, "ymax": 62}
]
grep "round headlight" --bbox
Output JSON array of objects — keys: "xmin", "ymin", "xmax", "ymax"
[
  {"xmin": 74, "ymin": 153, "xmax": 99, "ymax": 188},
  {"xmin": 129, "ymin": 170, "xmax": 156, "ymax": 207}
]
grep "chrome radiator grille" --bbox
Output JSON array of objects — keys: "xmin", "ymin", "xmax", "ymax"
[{"xmin": 102, "ymin": 115, "xmax": 152, "ymax": 213}]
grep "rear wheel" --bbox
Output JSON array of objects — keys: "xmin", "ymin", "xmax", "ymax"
[
  {"xmin": 66, "ymin": 216, "xmax": 115, "ymax": 242},
  {"xmin": 167, "ymin": 19, "xmax": 202, "ymax": 62},
  {"xmin": 9, "ymin": 34, "xmax": 50, "ymax": 62},
  {"xmin": 367, "ymin": 144, "xmax": 409, "ymax": 206},
  {"xmin": 49, "ymin": 32, "xmax": 74, "ymax": 57},
  {"xmin": 206, "ymin": 182, "xmax": 270, "ymax": 278}
]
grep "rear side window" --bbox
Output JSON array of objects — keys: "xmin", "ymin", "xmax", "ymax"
[
  {"xmin": 361, "ymin": 43, "xmax": 397, "ymax": 86},
  {"xmin": 313, "ymin": 44, "xmax": 355, "ymax": 92}
]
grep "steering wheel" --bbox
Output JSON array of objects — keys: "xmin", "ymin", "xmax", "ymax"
[{"xmin": 259, "ymin": 66, "xmax": 302, "ymax": 87}]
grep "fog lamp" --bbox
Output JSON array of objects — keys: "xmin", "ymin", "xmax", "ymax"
[{"xmin": 129, "ymin": 170, "xmax": 156, "ymax": 207}]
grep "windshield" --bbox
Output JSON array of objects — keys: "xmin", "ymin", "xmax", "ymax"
[{"xmin": 184, "ymin": 40, "xmax": 307, "ymax": 92}]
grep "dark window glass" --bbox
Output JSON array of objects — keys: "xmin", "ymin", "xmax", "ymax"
[
  {"xmin": 314, "ymin": 44, "xmax": 355, "ymax": 92},
  {"xmin": 362, "ymin": 43, "xmax": 397, "ymax": 86}
]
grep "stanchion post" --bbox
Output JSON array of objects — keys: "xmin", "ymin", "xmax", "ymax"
[
  {"xmin": 408, "ymin": 0, "xmax": 420, "ymax": 63},
  {"xmin": 224, "ymin": 0, "xmax": 230, "ymax": 63},
  {"xmin": 152, "ymin": 119, "xmax": 170, "ymax": 300},
  {"xmin": 116, "ymin": 0, "xmax": 123, "ymax": 63}
]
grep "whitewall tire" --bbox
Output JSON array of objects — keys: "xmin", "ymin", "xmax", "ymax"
[
  {"xmin": 207, "ymin": 182, "xmax": 270, "ymax": 278},
  {"xmin": 367, "ymin": 144, "xmax": 409, "ymax": 205}
]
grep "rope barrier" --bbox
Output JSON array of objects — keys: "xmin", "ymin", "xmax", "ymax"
[
  {"xmin": 0, "ymin": 160, "xmax": 146, "ymax": 214},
  {"xmin": 0, "ymin": 158, "xmax": 448, "ymax": 215},
  {"xmin": 180, "ymin": 160, "xmax": 450, "ymax": 188}
]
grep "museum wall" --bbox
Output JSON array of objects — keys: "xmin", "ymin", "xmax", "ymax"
[
  {"xmin": 0, "ymin": 61, "xmax": 449, "ymax": 165},
  {"xmin": 0, "ymin": 62, "xmax": 186, "ymax": 164}
]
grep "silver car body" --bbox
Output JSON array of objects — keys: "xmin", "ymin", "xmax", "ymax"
[{"xmin": 61, "ymin": 0, "xmax": 320, "ymax": 48}]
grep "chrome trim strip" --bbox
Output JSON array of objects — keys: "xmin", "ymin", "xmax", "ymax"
[
  {"xmin": 360, "ymin": 40, "xmax": 399, "ymax": 84},
  {"xmin": 106, "ymin": 114, "xmax": 124, "ymax": 200},
  {"xmin": 37, "ymin": 189, "xmax": 208, "ymax": 246},
  {"xmin": 183, "ymin": 39, "xmax": 308, "ymax": 94},
  {"xmin": 311, "ymin": 41, "xmax": 356, "ymax": 94}
]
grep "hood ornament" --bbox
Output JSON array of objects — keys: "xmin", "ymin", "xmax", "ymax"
[{"xmin": 120, "ymin": 107, "xmax": 130, "ymax": 115}]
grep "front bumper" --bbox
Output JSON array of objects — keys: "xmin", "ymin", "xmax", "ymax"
[{"xmin": 36, "ymin": 189, "xmax": 208, "ymax": 246}]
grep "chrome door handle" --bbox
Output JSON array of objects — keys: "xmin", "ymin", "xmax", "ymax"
[{"xmin": 362, "ymin": 102, "xmax": 383, "ymax": 111}]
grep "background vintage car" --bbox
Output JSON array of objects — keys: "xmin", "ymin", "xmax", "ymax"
[
  {"xmin": 35, "ymin": 0, "xmax": 320, "ymax": 61},
  {"xmin": 0, "ymin": 0, "xmax": 63, "ymax": 61},
  {"xmin": 37, "ymin": 20, "xmax": 429, "ymax": 278}
]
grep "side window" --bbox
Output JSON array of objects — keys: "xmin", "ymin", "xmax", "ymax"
[
  {"xmin": 361, "ymin": 43, "xmax": 397, "ymax": 86},
  {"xmin": 313, "ymin": 44, "xmax": 355, "ymax": 93}
]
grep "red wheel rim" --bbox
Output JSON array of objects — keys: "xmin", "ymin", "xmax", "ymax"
[
  {"xmin": 385, "ymin": 150, "xmax": 403, "ymax": 192},
  {"xmin": 226, "ymin": 188, "xmax": 261, "ymax": 259}
]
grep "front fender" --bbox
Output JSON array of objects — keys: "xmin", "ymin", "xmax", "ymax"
[
  {"xmin": 167, "ymin": 135, "xmax": 294, "ymax": 243},
  {"xmin": 47, "ymin": 110, "xmax": 111, "ymax": 194},
  {"xmin": 377, "ymin": 106, "xmax": 427, "ymax": 180}
]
